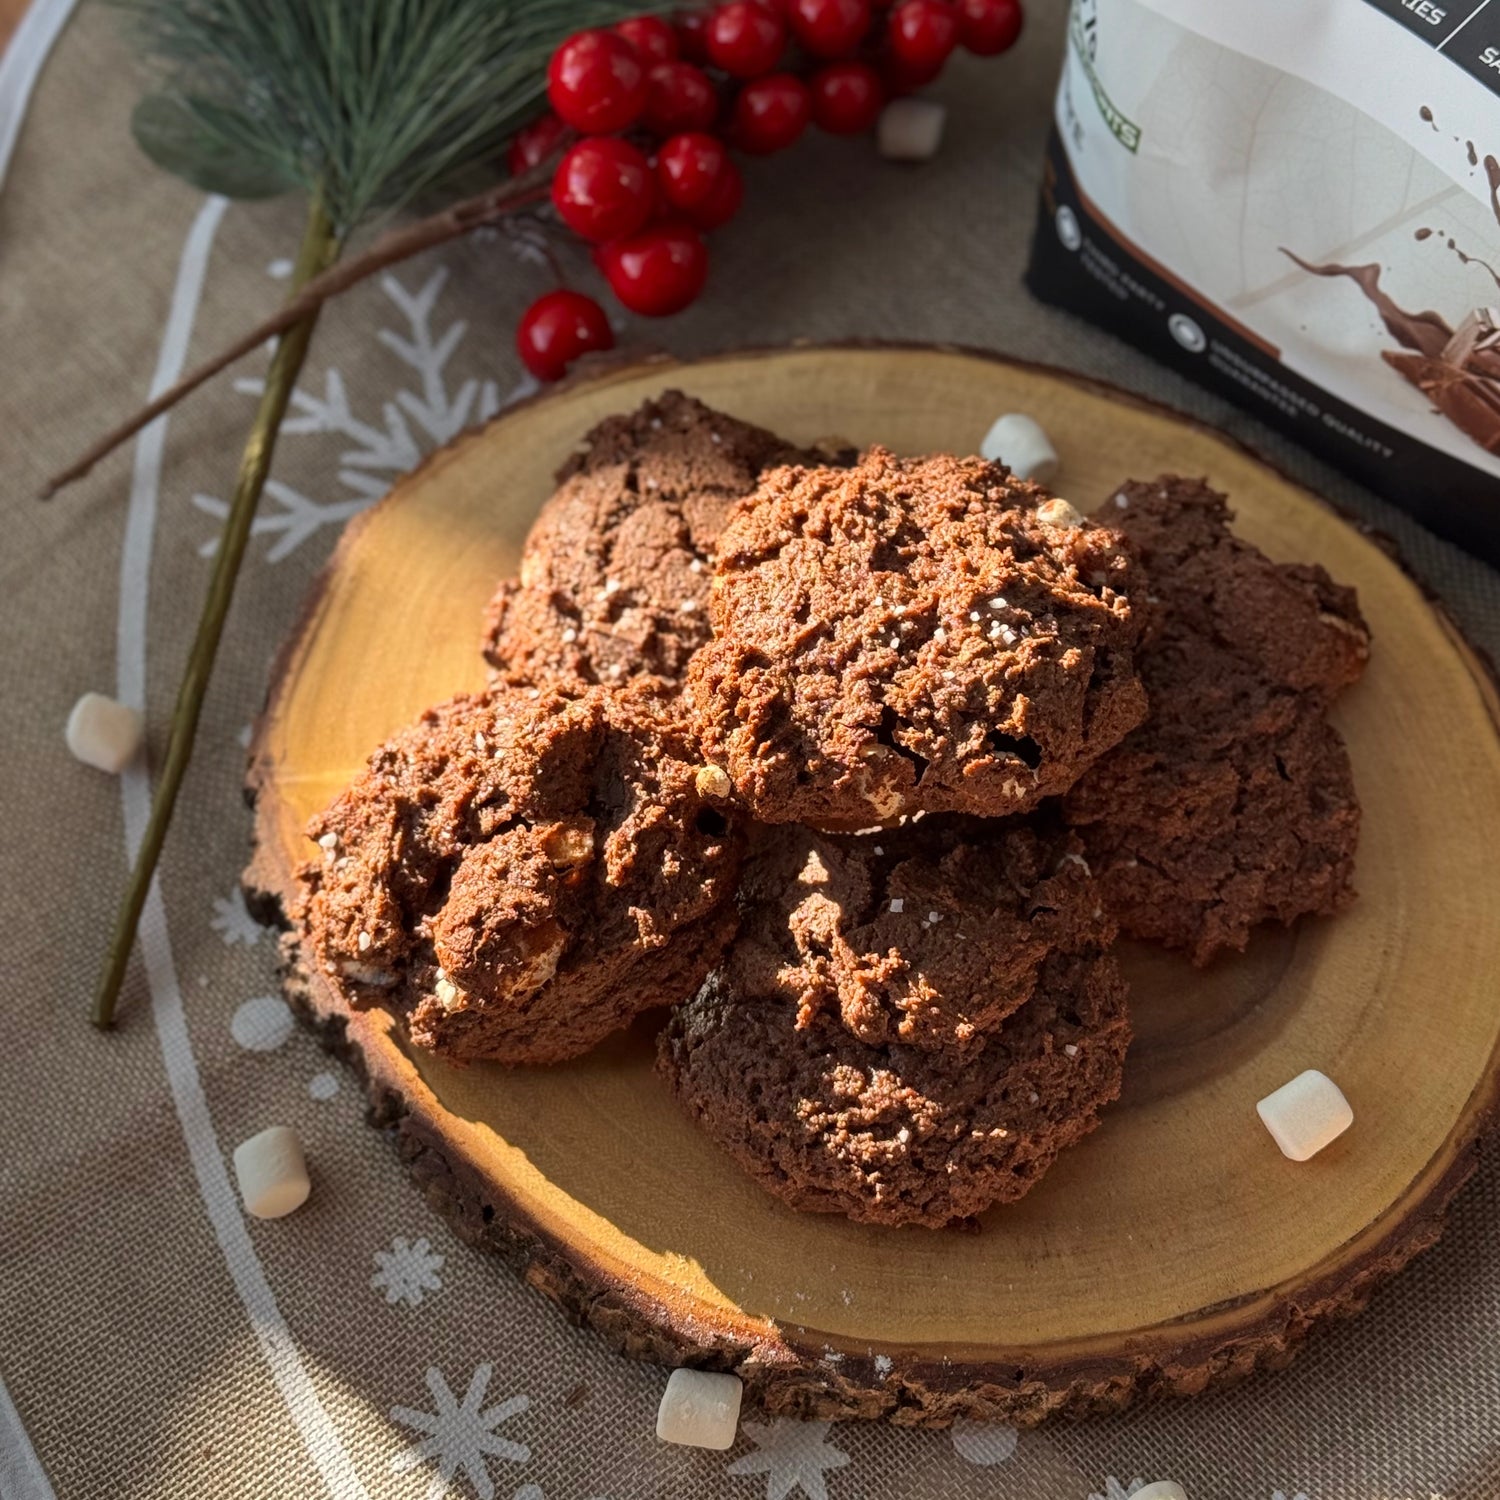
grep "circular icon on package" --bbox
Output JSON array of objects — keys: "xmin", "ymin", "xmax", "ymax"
[
  {"xmin": 1055, "ymin": 205, "xmax": 1082, "ymax": 252},
  {"xmin": 1168, "ymin": 312, "xmax": 1207, "ymax": 353}
]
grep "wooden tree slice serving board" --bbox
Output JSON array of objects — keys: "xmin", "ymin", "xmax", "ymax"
[{"xmin": 246, "ymin": 344, "xmax": 1500, "ymax": 1426}]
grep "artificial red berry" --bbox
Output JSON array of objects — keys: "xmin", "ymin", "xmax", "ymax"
[
  {"xmin": 598, "ymin": 222, "xmax": 710, "ymax": 316},
  {"xmin": 787, "ymin": 0, "xmax": 871, "ymax": 58},
  {"xmin": 506, "ymin": 112, "xmax": 569, "ymax": 176},
  {"xmin": 547, "ymin": 30, "xmax": 647, "ymax": 134},
  {"xmin": 684, "ymin": 156, "xmax": 744, "ymax": 230},
  {"xmin": 955, "ymin": 0, "xmax": 1022, "ymax": 53},
  {"xmin": 882, "ymin": 50, "xmax": 945, "ymax": 94},
  {"xmin": 706, "ymin": 1, "xmax": 787, "ymax": 78},
  {"xmin": 730, "ymin": 72, "xmax": 811, "ymax": 153},
  {"xmin": 674, "ymin": 7, "xmax": 712, "ymax": 61},
  {"xmin": 516, "ymin": 290, "xmax": 615, "ymax": 381},
  {"xmin": 809, "ymin": 60, "xmax": 883, "ymax": 133},
  {"xmin": 887, "ymin": 0, "xmax": 958, "ymax": 74},
  {"xmin": 614, "ymin": 14, "xmax": 680, "ymax": 63},
  {"xmin": 641, "ymin": 59, "xmax": 720, "ymax": 134},
  {"xmin": 656, "ymin": 132, "xmax": 731, "ymax": 212},
  {"xmin": 551, "ymin": 137, "xmax": 655, "ymax": 243}
]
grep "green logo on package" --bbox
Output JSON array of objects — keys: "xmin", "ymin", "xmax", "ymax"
[{"xmin": 1069, "ymin": 0, "xmax": 1141, "ymax": 153}]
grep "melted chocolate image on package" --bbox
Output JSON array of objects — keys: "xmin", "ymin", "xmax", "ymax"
[{"xmin": 1283, "ymin": 143, "xmax": 1500, "ymax": 457}]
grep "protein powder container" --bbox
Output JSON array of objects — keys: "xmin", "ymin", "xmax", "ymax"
[{"xmin": 1027, "ymin": 0, "xmax": 1500, "ymax": 563}]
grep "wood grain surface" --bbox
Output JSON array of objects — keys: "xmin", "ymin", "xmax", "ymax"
[{"xmin": 246, "ymin": 345, "xmax": 1500, "ymax": 1424}]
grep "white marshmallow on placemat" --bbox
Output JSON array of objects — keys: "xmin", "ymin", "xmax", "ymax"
[
  {"xmin": 980, "ymin": 413, "xmax": 1060, "ymax": 482},
  {"xmin": 1133, "ymin": 1482, "xmax": 1190, "ymax": 1500},
  {"xmin": 1256, "ymin": 1070, "xmax": 1353, "ymax": 1161},
  {"xmin": 878, "ymin": 99, "xmax": 946, "ymax": 161},
  {"xmin": 655, "ymin": 1368, "xmax": 742, "ymax": 1449},
  {"xmin": 65, "ymin": 692, "xmax": 143, "ymax": 774},
  {"xmin": 233, "ymin": 1126, "xmax": 311, "ymax": 1219}
]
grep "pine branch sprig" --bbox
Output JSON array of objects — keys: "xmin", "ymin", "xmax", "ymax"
[
  {"xmin": 85, "ymin": 0, "xmax": 662, "ymax": 1027},
  {"xmin": 120, "ymin": 0, "xmax": 650, "ymax": 231}
]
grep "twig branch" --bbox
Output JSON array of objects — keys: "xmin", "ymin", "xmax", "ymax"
[
  {"xmin": 42, "ymin": 166, "xmax": 551, "ymax": 500},
  {"xmin": 91, "ymin": 192, "xmax": 343, "ymax": 1029}
]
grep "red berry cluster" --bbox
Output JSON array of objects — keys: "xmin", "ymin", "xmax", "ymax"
[{"xmin": 515, "ymin": 0, "xmax": 1023, "ymax": 381}]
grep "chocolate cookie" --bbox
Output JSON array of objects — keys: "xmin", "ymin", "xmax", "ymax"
[
  {"xmin": 732, "ymin": 819, "xmax": 1112, "ymax": 1051},
  {"xmin": 686, "ymin": 448, "xmax": 1150, "ymax": 827},
  {"xmin": 297, "ymin": 680, "xmax": 745, "ymax": 1065},
  {"xmin": 1063, "ymin": 477, "xmax": 1370, "ymax": 963},
  {"xmin": 658, "ymin": 948, "xmax": 1130, "ymax": 1229},
  {"xmin": 482, "ymin": 391, "xmax": 828, "ymax": 689},
  {"xmin": 1101, "ymin": 475, "xmax": 1370, "ymax": 699}
]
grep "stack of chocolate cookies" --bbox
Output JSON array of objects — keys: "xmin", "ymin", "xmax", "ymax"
[{"xmin": 295, "ymin": 391, "xmax": 1370, "ymax": 1229}]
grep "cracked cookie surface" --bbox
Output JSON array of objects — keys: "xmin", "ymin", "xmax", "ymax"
[
  {"xmin": 687, "ymin": 447, "xmax": 1150, "ymax": 827},
  {"xmin": 482, "ymin": 391, "xmax": 830, "ymax": 690},
  {"xmin": 297, "ymin": 679, "xmax": 745, "ymax": 1064},
  {"xmin": 1063, "ymin": 477, "xmax": 1370, "ymax": 963},
  {"xmin": 658, "ymin": 940, "xmax": 1129, "ymax": 1228},
  {"xmin": 728, "ymin": 818, "xmax": 1112, "ymax": 1051}
]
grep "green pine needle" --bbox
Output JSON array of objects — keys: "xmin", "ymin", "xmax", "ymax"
[{"xmin": 117, "ymin": 0, "xmax": 659, "ymax": 231}]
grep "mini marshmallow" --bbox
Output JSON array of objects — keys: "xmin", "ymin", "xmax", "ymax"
[
  {"xmin": 233, "ymin": 1126, "xmax": 311, "ymax": 1219},
  {"xmin": 655, "ymin": 1368, "xmax": 743, "ymax": 1450},
  {"xmin": 65, "ymin": 692, "xmax": 143, "ymax": 774},
  {"xmin": 1133, "ymin": 1484, "xmax": 1189, "ymax": 1500},
  {"xmin": 878, "ymin": 99, "xmax": 946, "ymax": 162},
  {"xmin": 1256, "ymin": 1069, "xmax": 1353, "ymax": 1161},
  {"xmin": 980, "ymin": 413, "xmax": 1061, "ymax": 483}
]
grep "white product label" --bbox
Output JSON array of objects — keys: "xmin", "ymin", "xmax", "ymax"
[{"xmin": 1056, "ymin": 0, "xmax": 1500, "ymax": 476}]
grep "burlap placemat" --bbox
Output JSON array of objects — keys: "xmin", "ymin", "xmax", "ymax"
[{"xmin": 3, "ymin": 3, "xmax": 1498, "ymax": 1496}]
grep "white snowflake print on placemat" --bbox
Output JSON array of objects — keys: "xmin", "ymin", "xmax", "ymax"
[
  {"xmin": 497, "ymin": 216, "xmax": 552, "ymax": 267},
  {"xmin": 229, "ymin": 995, "xmax": 293, "ymax": 1052},
  {"xmin": 949, "ymin": 1417, "xmax": 1017, "ymax": 1465},
  {"xmin": 1088, "ymin": 1480, "xmax": 1146, "ymax": 1500},
  {"xmin": 726, "ymin": 1419, "xmax": 851, "ymax": 1500},
  {"xmin": 210, "ymin": 888, "xmax": 264, "ymax": 946},
  {"xmin": 194, "ymin": 267, "xmax": 522, "ymax": 565},
  {"xmin": 195, "ymin": 479, "xmax": 372, "ymax": 565},
  {"xmin": 372, "ymin": 1234, "xmax": 445, "ymax": 1308},
  {"xmin": 389, "ymin": 1363, "xmax": 528, "ymax": 1499},
  {"xmin": 308, "ymin": 1070, "xmax": 339, "ymax": 1101}
]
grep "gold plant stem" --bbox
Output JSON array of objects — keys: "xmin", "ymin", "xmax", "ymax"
[{"xmin": 92, "ymin": 193, "xmax": 342, "ymax": 1028}]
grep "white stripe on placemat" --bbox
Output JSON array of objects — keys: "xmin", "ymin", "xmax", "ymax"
[
  {"xmin": 1, "ymin": 6, "xmax": 81, "ymax": 1495},
  {"xmin": 0, "ymin": 0, "xmax": 77, "ymax": 189},
  {"xmin": 0, "ymin": 1371, "xmax": 56, "ymax": 1500},
  {"xmin": 115, "ymin": 195, "xmax": 372, "ymax": 1500}
]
